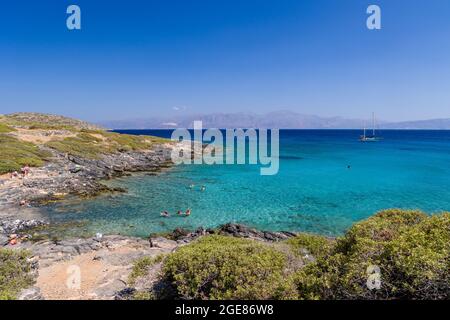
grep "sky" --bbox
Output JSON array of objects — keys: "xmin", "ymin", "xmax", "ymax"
[{"xmin": 1, "ymin": 0, "xmax": 450, "ymax": 122}]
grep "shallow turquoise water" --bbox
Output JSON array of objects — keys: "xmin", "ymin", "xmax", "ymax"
[{"xmin": 41, "ymin": 130, "xmax": 450, "ymax": 237}]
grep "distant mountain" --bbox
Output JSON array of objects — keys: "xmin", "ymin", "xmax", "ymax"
[
  {"xmin": 382, "ymin": 118, "xmax": 450, "ymax": 130},
  {"xmin": 99, "ymin": 111, "xmax": 450, "ymax": 130},
  {"xmin": 100, "ymin": 111, "xmax": 366, "ymax": 129}
]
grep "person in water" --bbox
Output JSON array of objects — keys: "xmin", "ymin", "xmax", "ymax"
[
  {"xmin": 160, "ymin": 211, "xmax": 170, "ymax": 217},
  {"xmin": 177, "ymin": 210, "xmax": 183, "ymax": 215},
  {"xmin": 185, "ymin": 209, "xmax": 191, "ymax": 216},
  {"xmin": 200, "ymin": 186, "xmax": 206, "ymax": 192}
]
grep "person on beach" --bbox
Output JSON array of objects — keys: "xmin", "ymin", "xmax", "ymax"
[{"xmin": 185, "ymin": 209, "xmax": 191, "ymax": 216}]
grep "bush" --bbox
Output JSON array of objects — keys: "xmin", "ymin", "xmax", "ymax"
[
  {"xmin": 46, "ymin": 132, "xmax": 168, "ymax": 158},
  {"xmin": 128, "ymin": 254, "xmax": 165, "ymax": 285},
  {"xmin": 286, "ymin": 233, "xmax": 333, "ymax": 259},
  {"xmin": 0, "ymin": 123, "xmax": 15, "ymax": 133},
  {"xmin": 293, "ymin": 210, "xmax": 450, "ymax": 300},
  {"xmin": 0, "ymin": 249, "xmax": 34, "ymax": 300},
  {"xmin": 0, "ymin": 134, "xmax": 51, "ymax": 174},
  {"xmin": 162, "ymin": 235, "xmax": 297, "ymax": 300}
]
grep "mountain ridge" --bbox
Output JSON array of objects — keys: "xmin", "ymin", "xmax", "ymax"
[{"xmin": 99, "ymin": 111, "xmax": 450, "ymax": 130}]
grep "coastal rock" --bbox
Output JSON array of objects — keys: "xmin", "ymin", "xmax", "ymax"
[
  {"xmin": 218, "ymin": 223, "xmax": 297, "ymax": 242},
  {"xmin": 149, "ymin": 237, "xmax": 178, "ymax": 250},
  {"xmin": 114, "ymin": 287, "xmax": 136, "ymax": 300},
  {"xmin": 0, "ymin": 219, "xmax": 48, "ymax": 235},
  {"xmin": 18, "ymin": 287, "xmax": 44, "ymax": 300},
  {"xmin": 0, "ymin": 234, "xmax": 8, "ymax": 246},
  {"xmin": 0, "ymin": 143, "xmax": 175, "ymax": 209}
]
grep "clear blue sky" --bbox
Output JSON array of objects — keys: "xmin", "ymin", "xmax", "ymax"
[{"xmin": 1, "ymin": 0, "xmax": 450, "ymax": 122}]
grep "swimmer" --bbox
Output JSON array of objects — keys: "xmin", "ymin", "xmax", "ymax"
[
  {"xmin": 200, "ymin": 186, "xmax": 206, "ymax": 192},
  {"xmin": 177, "ymin": 210, "xmax": 183, "ymax": 215},
  {"xmin": 160, "ymin": 211, "xmax": 170, "ymax": 217},
  {"xmin": 185, "ymin": 209, "xmax": 191, "ymax": 216}
]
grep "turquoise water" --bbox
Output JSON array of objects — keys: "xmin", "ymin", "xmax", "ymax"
[{"xmin": 41, "ymin": 130, "xmax": 450, "ymax": 237}]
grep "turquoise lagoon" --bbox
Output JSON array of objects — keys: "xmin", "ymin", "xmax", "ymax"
[{"xmin": 40, "ymin": 130, "xmax": 450, "ymax": 237}]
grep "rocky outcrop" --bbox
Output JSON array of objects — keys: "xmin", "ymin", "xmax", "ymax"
[
  {"xmin": 0, "ymin": 219, "xmax": 48, "ymax": 235},
  {"xmin": 218, "ymin": 223, "xmax": 297, "ymax": 241},
  {"xmin": 166, "ymin": 224, "xmax": 298, "ymax": 243},
  {"xmin": 0, "ymin": 144, "xmax": 174, "ymax": 209}
]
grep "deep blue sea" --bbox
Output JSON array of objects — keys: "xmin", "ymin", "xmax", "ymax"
[{"xmin": 40, "ymin": 130, "xmax": 450, "ymax": 237}]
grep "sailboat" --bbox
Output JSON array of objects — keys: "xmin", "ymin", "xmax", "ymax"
[{"xmin": 359, "ymin": 112, "xmax": 382, "ymax": 142}]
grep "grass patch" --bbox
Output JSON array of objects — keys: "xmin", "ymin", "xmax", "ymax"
[
  {"xmin": 286, "ymin": 233, "xmax": 334, "ymax": 259},
  {"xmin": 0, "ymin": 134, "xmax": 51, "ymax": 174},
  {"xmin": 0, "ymin": 123, "xmax": 15, "ymax": 133},
  {"xmin": 0, "ymin": 249, "xmax": 34, "ymax": 300},
  {"xmin": 128, "ymin": 254, "xmax": 166, "ymax": 285},
  {"xmin": 46, "ymin": 131, "xmax": 169, "ymax": 159}
]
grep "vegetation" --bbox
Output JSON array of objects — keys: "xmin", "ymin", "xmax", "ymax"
[
  {"xmin": 0, "ymin": 112, "xmax": 170, "ymax": 173},
  {"xmin": 0, "ymin": 249, "xmax": 34, "ymax": 300},
  {"xmin": 162, "ymin": 235, "xmax": 297, "ymax": 300},
  {"xmin": 128, "ymin": 254, "xmax": 166, "ymax": 285},
  {"xmin": 286, "ymin": 233, "xmax": 334, "ymax": 259},
  {"xmin": 0, "ymin": 112, "xmax": 102, "ymax": 131},
  {"xmin": 46, "ymin": 131, "xmax": 168, "ymax": 159},
  {"xmin": 293, "ymin": 209, "xmax": 450, "ymax": 299},
  {"xmin": 132, "ymin": 210, "xmax": 449, "ymax": 300},
  {"xmin": 0, "ymin": 134, "xmax": 51, "ymax": 174},
  {"xmin": 0, "ymin": 123, "xmax": 15, "ymax": 133}
]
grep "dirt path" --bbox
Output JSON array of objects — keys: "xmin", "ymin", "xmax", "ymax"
[{"xmin": 25, "ymin": 236, "xmax": 179, "ymax": 300}]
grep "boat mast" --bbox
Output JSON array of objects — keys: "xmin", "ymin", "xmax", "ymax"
[
  {"xmin": 363, "ymin": 121, "xmax": 366, "ymax": 139},
  {"xmin": 372, "ymin": 112, "xmax": 375, "ymax": 136}
]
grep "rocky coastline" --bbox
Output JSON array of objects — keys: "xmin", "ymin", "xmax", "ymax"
[
  {"xmin": 0, "ymin": 144, "xmax": 174, "ymax": 210},
  {"xmin": 0, "ymin": 130, "xmax": 298, "ymax": 299},
  {"xmin": 0, "ymin": 215, "xmax": 298, "ymax": 300}
]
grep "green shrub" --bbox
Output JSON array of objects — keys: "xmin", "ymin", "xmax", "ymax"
[
  {"xmin": 162, "ymin": 235, "xmax": 297, "ymax": 300},
  {"xmin": 286, "ymin": 233, "xmax": 333, "ymax": 259},
  {"xmin": 46, "ymin": 132, "xmax": 168, "ymax": 158},
  {"xmin": 293, "ymin": 210, "xmax": 449, "ymax": 300},
  {"xmin": 0, "ymin": 123, "xmax": 15, "ymax": 133},
  {"xmin": 133, "ymin": 291, "xmax": 155, "ymax": 300},
  {"xmin": 128, "ymin": 254, "xmax": 165, "ymax": 285},
  {"xmin": 0, "ymin": 134, "xmax": 51, "ymax": 174},
  {"xmin": 0, "ymin": 249, "xmax": 34, "ymax": 300}
]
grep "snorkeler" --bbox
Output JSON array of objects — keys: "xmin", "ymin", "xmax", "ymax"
[{"xmin": 160, "ymin": 211, "xmax": 170, "ymax": 217}]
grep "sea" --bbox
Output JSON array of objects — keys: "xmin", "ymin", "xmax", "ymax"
[{"xmin": 38, "ymin": 130, "xmax": 450, "ymax": 237}]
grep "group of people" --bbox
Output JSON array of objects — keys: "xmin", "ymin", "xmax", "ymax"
[
  {"xmin": 189, "ymin": 184, "xmax": 206, "ymax": 192},
  {"xmin": 9, "ymin": 164, "xmax": 31, "ymax": 179},
  {"xmin": 160, "ymin": 208, "xmax": 191, "ymax": 218}
]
